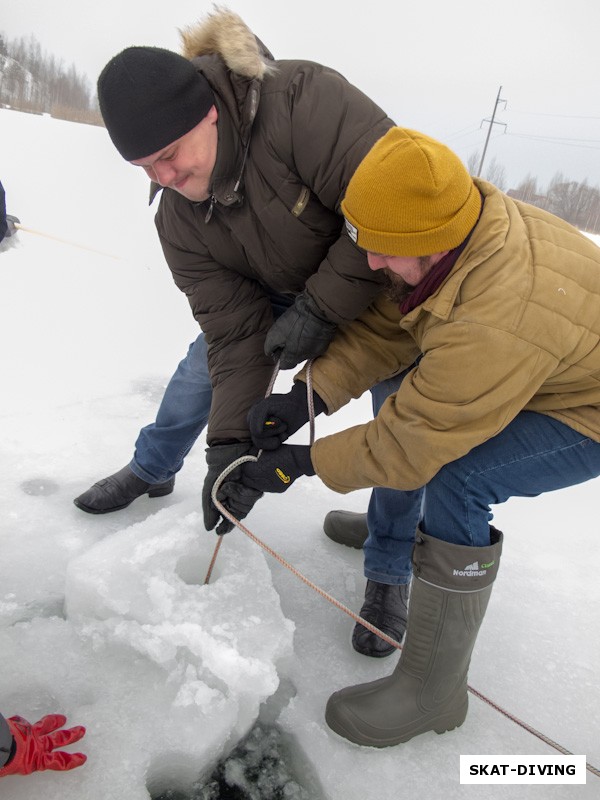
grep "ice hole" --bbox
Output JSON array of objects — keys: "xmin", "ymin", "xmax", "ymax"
[
  {"xmin": 175, "ymin": 551, "xmax": 222, "ymax": 585},
  {"xmin": 146, "ymin": 752, "xmax": 209, "ymax": 800},
  {"xmin": 258, "ymin": 676, "xmax": 297, "ymax": 726},
  {"xmin": 149, "ymin": 722, "xmax": 324, "ymax": 800}
]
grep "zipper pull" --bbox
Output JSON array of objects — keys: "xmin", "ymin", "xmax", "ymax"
[{"xmin": 205, "ymin": 195, "xmax": 216, "ymax": 223}]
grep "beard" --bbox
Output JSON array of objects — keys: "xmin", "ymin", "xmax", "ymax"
[
  {"xmin": 382, "ymin": 257, "xmax": 433, "ymax": 305},
  {"xmin": 382, "ymin": 271, "xmax": 413, "ymax": 304}
]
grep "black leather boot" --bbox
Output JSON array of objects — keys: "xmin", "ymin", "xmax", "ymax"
[
  {"xmin": 323, "ymin": 510, "xmax": 369, "ymax": 549},
  {"xmin": 73, "ymin": 465, "xmax": 175, "ymax": 514},
  {"xmin": 352, "ymin": 579, "xmax": 410, "ymax": 658}
]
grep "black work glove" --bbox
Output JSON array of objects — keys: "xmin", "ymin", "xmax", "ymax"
[
  {"xmin": 264, "ymin": 291, "xmax": 337, "ymax": 369},
  {"xmin": 202, "ymin": 443, "xmax": 263, "ymax": 534},
  {"xmin": 239, "ymin": 445, "xmax": 315, "ymax": 494},
  {"xmin": 247, "ymin": 381, "xmax": 328, "ymax": 451}
]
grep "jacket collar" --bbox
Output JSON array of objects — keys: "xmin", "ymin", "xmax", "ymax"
[{"xmin": 401, "ymin": 180, "xmax": 512, "ymax": 323}]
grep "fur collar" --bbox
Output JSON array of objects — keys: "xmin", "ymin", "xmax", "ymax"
[{"xmin": 180, "ymin": 6, "xmax": 275, "ymax": 80}]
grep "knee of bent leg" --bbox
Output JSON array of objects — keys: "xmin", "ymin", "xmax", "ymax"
[
  {"xmin": 424, "ymin": 461, "xmax": 496, "ymax": 546},
  {"xmin": 428, "ymin": 458, "xmax": 464, "ymax": 493},
  {"xmin": 427, "ymin": 459, "xmax": 495, "ymax": 512}
]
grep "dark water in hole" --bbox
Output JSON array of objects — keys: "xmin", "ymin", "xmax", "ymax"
[{"xmin": 154, "ymin": 722, "xmax": 320, "ymax": 800}]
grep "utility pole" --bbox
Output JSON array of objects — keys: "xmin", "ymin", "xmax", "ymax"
[{"xmin": 477, "ymin": 86, "xmax": 507, "ymax": 177}]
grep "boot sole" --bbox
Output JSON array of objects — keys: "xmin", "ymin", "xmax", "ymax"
[
  {"xmin": 351, "ymin": 631, "xmax": 403, "ymax": 658},
  {"xmin": 352, "ymin": 645, "xmax": 398, "ymax": 658},
  {"xmin": 73, "ymin": 498, "xmax": 136, "ymax": 514},
  {"xmin": 324, "ymin": 532, "xmax": 366, "ymax": 549},
  {"xmin": 73, "ymin": 483, "xmax": 174, "ymax": 514},
  {"xmin": 325, "ymin": 697, "xmax": 468, "ymax": 748},
  {"xmin": 148, "ymin": 485, "xmax": 175, "ymax": 498},
  {"xmin": 323, "ymin": 521, "xmax": 367, "ymax": 549}
]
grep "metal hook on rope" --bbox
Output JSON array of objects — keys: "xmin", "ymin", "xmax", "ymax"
[{"xmin": 201, "ymin": 359, "xmax": 600, "ymax": 777}]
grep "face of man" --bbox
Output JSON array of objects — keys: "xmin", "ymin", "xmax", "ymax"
[
  {"xmin": 130, "ymin": 105, "xmax": 219, "ymax": 202},
  {"xmin": 366, "ymin": 251, "xmax": 449, "ymax": 304}
]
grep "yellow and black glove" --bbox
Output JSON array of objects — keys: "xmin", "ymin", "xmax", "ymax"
[{"xmin": 239, "ymin": 445, "xmax": 315, "ymax": 494}]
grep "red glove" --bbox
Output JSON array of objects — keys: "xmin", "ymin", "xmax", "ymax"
[{"xmin": 0, "ymin": 714, "xmax": 86, "ymax": 776}]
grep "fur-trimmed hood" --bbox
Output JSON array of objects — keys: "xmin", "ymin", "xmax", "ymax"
[
  {"xmin": 149, "ymin": 7, "xmax": 275, "ymax": 206},
  {"xmin": 179, "ymin": 6, "xmax": 275, "ymax": 81}
]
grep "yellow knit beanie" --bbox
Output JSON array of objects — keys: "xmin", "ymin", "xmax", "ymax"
[{"xmin": 341, "ymin": 127, "xmax": 481, "ymax": 256}]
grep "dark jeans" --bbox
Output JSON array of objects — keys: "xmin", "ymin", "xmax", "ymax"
[{"xmin": 365, "ymin": 371, "xmax": 600, "ymax": 584}]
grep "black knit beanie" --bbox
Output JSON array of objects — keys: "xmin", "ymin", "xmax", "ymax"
[{"xmin": 97, "ymin": 46, "xmax": 215, "ymax": 161}]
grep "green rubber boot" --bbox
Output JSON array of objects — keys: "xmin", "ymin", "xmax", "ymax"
[
  {"xmin": 323, "ymin": 510, "xmax": 369, "ymax": 549},
  {"xmin": 325, "ymin": 527, "xmax": 503, "ymax": 747}
]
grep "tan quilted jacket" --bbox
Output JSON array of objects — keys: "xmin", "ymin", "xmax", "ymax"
[{"xmin": 305, "ymin": 179, "xmax": 600, "ymax": 493}]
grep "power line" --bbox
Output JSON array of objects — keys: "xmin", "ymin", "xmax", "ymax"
[
  {"xmin": 506, "ymin": 132, "xmax": 600, "ymax": 149},
  {"xmin": 443, "ymin": 124, "xmax": 483, "ymax": 143},
  {"xmin": 509, "ymin": 110, "xmax": 600, "ymax": 121}
]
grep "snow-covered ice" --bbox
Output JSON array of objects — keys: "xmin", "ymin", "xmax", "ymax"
[{"xmin": 0, "ymin": 109, "xmax": 599, "ymax": 799}]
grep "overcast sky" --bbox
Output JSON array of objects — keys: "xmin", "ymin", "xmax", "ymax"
[{"xmin": 3, "ymin": 0, "xmax": 600, "ymax": 188}]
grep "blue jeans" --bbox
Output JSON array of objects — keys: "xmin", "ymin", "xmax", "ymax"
[
  {"xmin": 365, "ymin": 374, "xmax": 600, "ymax": 585},
  {"xmin": 130, "ymin": 294, "xmax": 294, "ymax": 484}
]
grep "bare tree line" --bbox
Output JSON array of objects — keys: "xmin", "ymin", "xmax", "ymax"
[
  {"xmin": 1, "ymin": 32, "xmax": 599, "ymax": 233},
  {"xmin": 467, "ymin": 151, "xmax": 600, "ymax": 234},
  {"xmin": 0, "ymin": 32, "xmax": 102, "ymax": 125}
]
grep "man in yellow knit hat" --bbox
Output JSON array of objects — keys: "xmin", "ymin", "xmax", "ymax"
[{"xmin": 221, "ymin": 127, "xmax": 600, "ymax": 746}]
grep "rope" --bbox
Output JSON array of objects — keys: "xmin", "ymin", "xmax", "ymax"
[
  {"xmin": 466, "ymin": 686, "xmax": 600, "ymax": 777},
  {"xmin": 209, "ymin": 454, "xmax": 402, "ymax": 653},
  {"xmin": 204, "ymin": 362, "xmax": 600, "ymax": 777},
  {"xmin": 13, "ymin": 223, "xmax": 120, "ymax": 259},
  {"xmin": 203, "ymin": 533, "xmax": 224, "ymax": 585}
]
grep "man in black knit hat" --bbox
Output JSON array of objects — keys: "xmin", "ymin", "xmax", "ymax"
[
  {"xmin": 96, "ymin": 46, "xmax": 216, "ymax": 175},
  {"xmin": 98, "ymin": 46, "xmax": 219, "ymax": 204},
  {"xmin": 75, "ymin": 8, "xmax": 412, "ymax": 660}
]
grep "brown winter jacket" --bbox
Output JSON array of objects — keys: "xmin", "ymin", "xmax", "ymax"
[
  {"xmin": 304, "ymin": 179, "xmax": 600, "ymax": 493},
  {"xmin": 153, "ymin": 10, "xmax": 393, "ymax": 443}
]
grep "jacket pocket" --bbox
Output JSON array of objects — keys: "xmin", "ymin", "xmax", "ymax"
[{"xmin": 291, "ymin": 185, "xmax": 310, "ymax": 217}]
